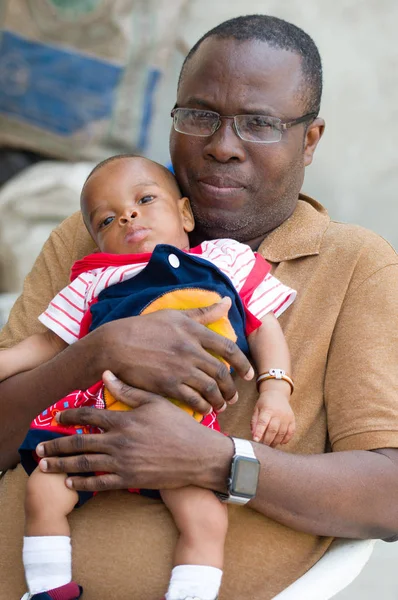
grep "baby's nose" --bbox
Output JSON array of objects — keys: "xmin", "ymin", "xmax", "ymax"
[{"xmin": 119, "ymin": 210, "xmax": 138, "ymax": 223}]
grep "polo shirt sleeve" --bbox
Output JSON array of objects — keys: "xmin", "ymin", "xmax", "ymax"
[{"xmin": 325, "ymin": 244, "xmax": 398, "ymax": 452}]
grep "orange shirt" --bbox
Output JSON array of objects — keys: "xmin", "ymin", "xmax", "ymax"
[{"xmin": 1, "ymin": 195, "xmax": 398, "ymax": 599}]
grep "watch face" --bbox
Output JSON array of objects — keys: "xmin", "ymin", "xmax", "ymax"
[{"xmin": 231, "ymin": 457, "xmax": 260, "ymax": 497}]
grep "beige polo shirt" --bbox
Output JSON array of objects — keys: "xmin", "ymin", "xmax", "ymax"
[{"xmin": 1, "ymin": 195, "xmax": 398, "ymax": 599}]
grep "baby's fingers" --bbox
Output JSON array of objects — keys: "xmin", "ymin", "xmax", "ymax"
[
  {"xmin": 263, "ymin": 416, "xmax": 281, "ymax": 446},
  {"xmin": 252, "ymin": 410, "xmax": 272, "ymax": 443},
  {"xmin": 271, "ymin": 428, "xmax": 288, "ymax": 448},
  {"xmin": 281, "ymin": 421, "xmax": 296, "ymax": 445}
]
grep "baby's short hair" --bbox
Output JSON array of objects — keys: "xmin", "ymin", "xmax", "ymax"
[{"xmin": 83, "ymin": 154, "xmax": 181, "ymax": 197}]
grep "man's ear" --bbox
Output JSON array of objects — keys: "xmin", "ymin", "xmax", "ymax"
[
  {"xmin": 304, "ymin": 118, "xmax": 325, "ymax": 166},
  {"xmin": 180, "ymin": 197, "xmax": 195, "ymax": 232}
]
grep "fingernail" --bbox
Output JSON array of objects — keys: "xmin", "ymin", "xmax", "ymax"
[
  {"xmin": 65, "ymin": 478, "xmax": 73, "ymax": 489},
  {"xmin": 244, "ymin": 366, "xmax": 255, "ymax": 380},
  {"xmin": 36, "ymin": 444, "xmax": 44, "ymax": 457},
  {"xmin": 228, "ymin": 392, "xmax": 239, "ymax": 404},
  {"xmin": 253, "ymin": 436, "xmax": 260, "ymax": 442},
  {"xmin": 40, "ymin": 459, "xmax": 48, "ymax": 471},
  {"xmin": 104, "ymin": 370, "xmax": 117, "ymax": 380},
  {"xmin": 216, "ymin": 402, "xmax": 227, "ymax": 414}
]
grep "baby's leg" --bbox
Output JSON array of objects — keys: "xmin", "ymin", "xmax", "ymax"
[
  {"xmin": 161, "ymin": 486, "xmax": 228, "ymax": 600},
  {"xmin": 23, "ymin": 466, "xmax": 80, "ymax": 596},
  {"xmin": 25, "ymin": 466, "xmax": 78, "ymax": 536}
]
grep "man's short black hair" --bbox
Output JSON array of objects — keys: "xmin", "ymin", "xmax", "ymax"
[{"xmin": 179, "ymin": 14, "xmax": 323, "ymax": 115}]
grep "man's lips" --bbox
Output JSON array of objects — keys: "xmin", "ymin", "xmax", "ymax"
[
  {"xmin": 124, "ymin": 227, "xmax": 150, "ymax": 243},
  {"xmin": 197, "ymin": 177, "xmax": 246, "ymax": 198}
]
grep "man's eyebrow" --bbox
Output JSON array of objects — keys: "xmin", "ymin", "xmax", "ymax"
[{"xmin": 179, "ymin": 97, "xmax": 279, "ymax": 116}]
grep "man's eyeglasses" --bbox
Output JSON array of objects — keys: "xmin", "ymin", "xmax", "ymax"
[{"xmin": 171, "ymin": 108, "xmax": 317, "ymax": 144}]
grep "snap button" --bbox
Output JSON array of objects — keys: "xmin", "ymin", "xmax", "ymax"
[{"xmin": 168, "ymin": 253, "xmax": 180, "ymax": 268}]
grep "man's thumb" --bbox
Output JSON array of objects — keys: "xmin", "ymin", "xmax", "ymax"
[
  {"xmin": 101, "ymin": 370, "xmax": 151, "ymax": 408},
  {"xmin": 186, "ymin": 296, "xmax": 232, "ymax": 325}
]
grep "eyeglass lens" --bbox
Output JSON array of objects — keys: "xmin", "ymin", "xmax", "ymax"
[{"xmin": 173, "ymin": 109, "xmax": 282, "ymax": 143}]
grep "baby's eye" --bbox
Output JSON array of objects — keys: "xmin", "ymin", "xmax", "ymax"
[
  {"xmin": 138, "ymin": 195, "xmax": 154, "ymax": 205},
  {"xmin": 99, "ymin": 216, "xmax": 115, "ymax": 229}
]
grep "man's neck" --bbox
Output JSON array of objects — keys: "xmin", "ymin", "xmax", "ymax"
[{"xmin": 189, "ymin": 230, "xmax": 268, "ymax": 252}]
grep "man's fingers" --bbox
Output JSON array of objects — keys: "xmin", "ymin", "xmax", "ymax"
[
  {"xmin": 56, "ymin": 407, "xmax": 117, "ymax": 430},
  {"xmin": 65, "ymin": 473, "xmax": 123, "ymax": 492},
  {"xmin": 191, "ymin": 354, "xmax": 239, "ymax": 405},
  {"xmin": 183, "ymin": 369, "xmax": 231, "ymax": 412},
  {"xmin": 102, "ymin": 370, "xmax": 162, "ymax": 407},
  {"xmin": 183, "ymin": 297, "xmax": 254, "ymax": 379},
  {"xmin": 36, "ymin": 428, "xmax": 110, "ymax": 458},
  {"xmin": 198, "ymin": 328, "xmax": 253, "ymax": 381},
  {"xmin": 185, "ymin": 297, "xmax": 232, "ymax": 325},
  {"xmin": 38, "ymin": 452, "xmax": 115, "ymax": 475}
]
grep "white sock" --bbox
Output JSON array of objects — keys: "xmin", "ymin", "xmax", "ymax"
[
  {"xmin": 165, "ymin": 565, "xmax": 223, "ymax": 600},
  {"xmin": 23, "ymin": 536, "xmax": 72, "ymax": 594}
]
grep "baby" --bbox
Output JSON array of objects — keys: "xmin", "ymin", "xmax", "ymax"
[{"xmin": 1, "ymin": 155, "xmax": 296, "ymax": 600}]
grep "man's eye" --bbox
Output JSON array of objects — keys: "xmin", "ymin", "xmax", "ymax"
[
  {"xmin": 99, "ymin": 216, "xmax": 114, "ymax": 228},
  {"xmin": 246, "ymin": 116, "xmax": 273, "ymax": 129},
  {"xmin": 138, "ymin": 195, "xmax": 154, "ymax": 204},
  {"xmin": 193, "ymin": 111, "xmax": 213, "ymax": 121}
]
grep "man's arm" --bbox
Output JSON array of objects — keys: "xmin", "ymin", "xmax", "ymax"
[
  {"xmin": 0, "ymin": 304, "xmax": 253, "ymax": 471},
  {"xmin": 34, "ymin": 249, "xmax": 398, "ymax": 540},
  {"xmin": 35, "ymin": 377, "xmax": 398, "ymax": 540}
]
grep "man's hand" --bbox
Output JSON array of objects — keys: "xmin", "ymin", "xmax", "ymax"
[
  {"xmin": 98, "ymin": 297, "xmax": 253, "ymax": 415},
  {"xmin": 36, "ymin": 371, "xmax": 234, "ymax": 493}
]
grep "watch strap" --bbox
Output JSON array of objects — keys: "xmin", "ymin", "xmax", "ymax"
[
  {"xmin": 215, "ymin": 437, "xmax": 259, "ymax": 505},
  {"xmin": 232, "ymin": 437, "xmax": 257, "ymax": 459}
]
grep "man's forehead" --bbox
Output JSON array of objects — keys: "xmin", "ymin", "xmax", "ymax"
[{"xmin": 179, "ymin": 37, "xmax": 304, "ymax": 114}]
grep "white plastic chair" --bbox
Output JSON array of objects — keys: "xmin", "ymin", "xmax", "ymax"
[{"xmin": 272, "ymin": 538, "xmax": 376, "ymax": 599}]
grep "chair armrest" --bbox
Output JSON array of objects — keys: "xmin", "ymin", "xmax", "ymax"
[{"xmin": 272, "ymin": 538, "xmax": 376, "ymax": 600}]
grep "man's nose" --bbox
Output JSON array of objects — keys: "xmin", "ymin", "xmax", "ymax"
[
  {"xmin": 203, "ymin": 118, "xmax": 246, "ymax": 163},
  {"xmin": 119, "ymin": 209, "xmax": 138, "ymax": 224}
]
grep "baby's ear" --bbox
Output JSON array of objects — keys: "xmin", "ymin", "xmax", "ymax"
[{"xmin": 180, "ymin": 197, "xmax": 195, "ymax": 232}]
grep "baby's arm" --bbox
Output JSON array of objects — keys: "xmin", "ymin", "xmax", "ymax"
[
  {"xmin": 248, "ymin": 312, "xmax": 295, "ymax": 446},
  {"xmin": 0, "ymin": 330, "xmax": 67, "ymax": 381}
]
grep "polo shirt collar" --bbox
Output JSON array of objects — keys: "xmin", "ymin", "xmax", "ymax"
[{"xmin": 258, "ymin": 193, "xmax": 330, "ymax": 262}]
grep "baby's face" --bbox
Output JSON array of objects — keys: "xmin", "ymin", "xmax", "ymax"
[{"xmin": 81, "ymin": 157, "xmax": 194, "ymax": 255}]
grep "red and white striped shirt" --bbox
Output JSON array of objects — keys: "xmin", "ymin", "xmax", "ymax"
[{"xmin": 39, "ymin": 239, "xmax": 296, "ymax": 345}]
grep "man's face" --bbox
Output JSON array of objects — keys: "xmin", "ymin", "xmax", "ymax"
[{"xmin": 170, "ymin": 37, "xmax": 322, "ymax": 246}]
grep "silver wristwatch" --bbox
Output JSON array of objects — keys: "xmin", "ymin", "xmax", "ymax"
[{"xmin": 215, "ymin": 437, "xmax": 260, "ymax": 505}]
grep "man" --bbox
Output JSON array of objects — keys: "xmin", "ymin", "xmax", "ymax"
[{"xmin": 1, "ymin": 14, "xmax": 398, "ymax": 600}]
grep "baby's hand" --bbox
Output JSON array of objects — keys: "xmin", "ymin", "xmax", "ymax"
[{"xmin": 251, "ymin": 391, "xmax": 296, "ymax": 447}]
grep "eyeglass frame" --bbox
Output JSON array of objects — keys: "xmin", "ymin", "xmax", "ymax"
[{"xmin": 170, "ymin": 107, "xmax": 318, "ymax": 144}]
